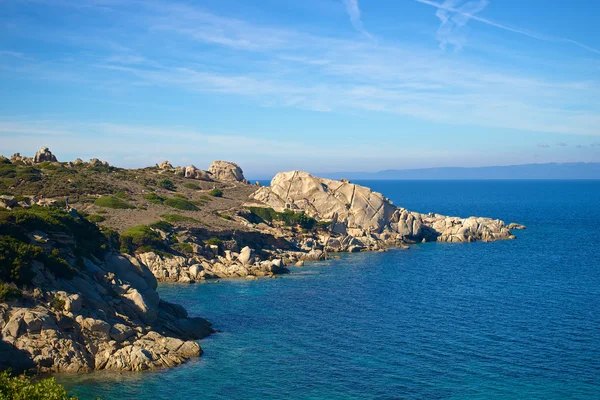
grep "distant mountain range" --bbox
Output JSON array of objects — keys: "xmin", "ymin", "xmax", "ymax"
[{"xmin": 317, "ymin": 163, "xmax": 600, "ymax": 180}]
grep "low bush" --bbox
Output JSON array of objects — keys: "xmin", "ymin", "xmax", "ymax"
[
  {"xmin": 208, "ymin": 188, "xmax": 223, "ymax": 197},
  {"xmin": 160, "ymin": 214, "xmax": 200, "ymax": 224},
  {"xmin": 183, "ymin": 182, "xmax": 200, "ymax": 190},
  {"xmin": 0, "ymin": 282, "xmax": 22, "ymax": 302},
  {"xmin": 173, "ymin": 193, "xmax": 187, "ymax": 199},
  {"xmin": 144, "ymin": 193, "xmax": 164, "ymax": 204},
  {"xmin": 50, "ymin": 295, "xmax": 65, "ymax": 312},
  {"xmin": 114, "ymin": 191, "xmax": 129, "ymax": 199},
  {"xmin": 0, "ymin": 370, "xmax": 80, "ymax": 399},
  {"xmin": 164, "ymin": 198, "xmax": 198, "ymax": 211},
  {"xmin": 204, "ymin": 238, "xmax": 222, "ymax": 246},
  {"xmin": 148, "ymin": 220, "xmax": 172, "ymax": 231},
  {"xmin": 86, "ymin": 214, "xmax": 105, "ymax": 223},
  {"xmin": 94, "ymin": 196, "xmax": 135, "ymax": 209},
  {"xmin": 119, "ymin": 225, "xmax": 164, "ymax": 254},
  {"xmin": 246, "ymin": 207, "xmax": 317, "ymax": 229},
  {"xmin": 175, "ymin": 242, "xmax": 193, "ymax": 253},
  {"xmin": 157, "ymin": 179, "xmax": 175, "ymax": 191}
]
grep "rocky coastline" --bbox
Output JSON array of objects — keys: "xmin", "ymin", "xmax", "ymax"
[{"xmin": 0, "ymin": 148, "xmax": 524, "ymax": 375}]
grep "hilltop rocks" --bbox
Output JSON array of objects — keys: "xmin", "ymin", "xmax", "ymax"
[
  {"xmin": 158, "ymin": 160, "xmax": 173, "ymax": 170},
  {"xmin": 184, "ymin": 165, "xmax": 211, "ymax": 181},
  {"xmin": 88, "ymin": 158, "xmax": 109, "ymax": 167},
  {"xmin": 209, "ymin": 161, "xmax": 246, "ymax": 183},
  {"xmin": 250, "ymin": 171, "xmax": 517, "ymax": 244},
  {"xmin": 9, "ymin": 153, "xmax": 33, "ymax": 165},
  {"xmin": 33, "ymin": 147, "xmax": 57, "ymax": 163}
]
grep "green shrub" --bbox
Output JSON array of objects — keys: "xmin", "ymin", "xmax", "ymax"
[
  {"xmin": 208, "ymin": 188, "xmax": 223, "ymax": 197},
  {"xmin": 0, "ymin": 370, "xmax": 79, "ymax": 399},
  {"xmin": 144, "ymin": 193, "xmax": 165, "ymax": 204},
  {"xmin": 157, "ymin": 179, "xmax": 175, "ymax": 191},
  {"xmin": 86, "ymin": 214, "xmax": 105, "ymax": 223},
  {"xmin": 96, "ymin": 210, "xmax": 107, "ymax": 215},
  {"xmin": 50, "ymin": 295, "xmax": 65, "ymax": 312},
  {"xmin": 204, "ymin": 238, "xmax": 222, "ymax": 246},
  {"xmin": 0, "ymin": 282, "xmax": 22, "ymax": 302},
  {"xmin": 199, "ymin": 195, "xmax": 212, "ymax": 201},
  {"xmin": 160, "ymin": 214, "xmax": 200, "ymax": 223},
  {"xmin": 173, "ymin": 193, "xmax": 187, "ymax": 199},
  {"xmin": 247, "ymin": 207, "xmax": 278, "ymax": 223},
  {"xmin": 183, "ymin": 182, "xmax": 200, "ymax": 190},
  {"xmin": 164, "ymin": 198, "xmax": 198, "ymax": 211},
  {"xmin": 114, "ymin": 191, "xmax": 129, "ymax": 199},
  {"xmin": 175, "ymin": 242, "xmax": 193, "ymax": 253},
  {"xmin": 94, "ymin": 196, "xmax": 135, "ymax": 209},
  {"xmin": 148, "ymin": 221, "xmax": 172, "ymax": 231},
  {"xmin": 246, "ymin": 207, "xmax": 317, "ymax": 229},
  {"xmin": 119, "ymin": 225, "xmax": 164, "ymax": 254}
]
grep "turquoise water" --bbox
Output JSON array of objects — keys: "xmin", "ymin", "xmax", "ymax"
[{"xmin": 66, "ymin": 181, "xmax": 600, "ymax": 399}]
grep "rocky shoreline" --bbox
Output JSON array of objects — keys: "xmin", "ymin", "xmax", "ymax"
[{"xmin": 0, "ymin": 148, "xmax": 524, "ymax": 375}]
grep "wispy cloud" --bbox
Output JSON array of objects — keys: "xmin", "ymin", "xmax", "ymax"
[
  {"xmin": 537, "ymin": 143, "xmax": 550, "ymax": 148},
  {"xmin": 557, "ymin": 142, "xmax": 568, "ymax": 147},
  {"xmin": 341, "ymin": 0, "xmax": 372, "ymax": 38},
  {"xmin": 431, "ymin": 0, "xmax": 489, "ymax": 50},
  {"xmin": 416, "ymin": 0, "xmax": 600, "ymax": 55}
]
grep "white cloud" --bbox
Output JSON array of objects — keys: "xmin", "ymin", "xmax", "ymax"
[
  {"xmin": 341, "ymin": 0, "xmax": 372, "ymax": 38},
  {"xmin": 416, "ymin": 0, "xmax": 600, "ymax": 55}
]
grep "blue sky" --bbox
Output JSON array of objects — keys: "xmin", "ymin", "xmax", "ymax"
[{"xmin": 0, "ymin": 0, "xmax": 599, "ymax": 177}]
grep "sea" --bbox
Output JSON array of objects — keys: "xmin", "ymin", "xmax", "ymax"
[{"xmin": 64, "ymin": 180, "xmax": 600, "ymax": 399}]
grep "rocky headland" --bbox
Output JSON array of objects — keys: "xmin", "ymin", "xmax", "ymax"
[{"xmin": 0, "ymin": 147, "xmax": 524, "ymax": 375}]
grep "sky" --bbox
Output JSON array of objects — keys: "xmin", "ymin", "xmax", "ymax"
[{"xmin": 0, "ymin": 0, "xmax": 599, "ymax": 178}]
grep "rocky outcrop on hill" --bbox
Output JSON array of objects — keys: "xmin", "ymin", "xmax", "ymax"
[
  {"xmin": 9, "ymin": 153, "xmax": 33, "ymax": 165},
  {"xmin": 209, "ymin": 161, "xmax": 247, "ymax": 183},
  {"xmin": 250, "ymin": 171, "xmax": 518, "ymax": 244},
  {"xmin": 184, "ymin": 165, "xmax": 211, "ymax": 181},
  {"xmin": 158, "ymin": 160, "xmax": 173, "ymax": 170},
  {"xmin": 33, "ymin": 147, "xmax": 58, "ymax": 163},
  {"xmin": 88, "ymin": 158, "xmax": 109, "ymax": 167}
]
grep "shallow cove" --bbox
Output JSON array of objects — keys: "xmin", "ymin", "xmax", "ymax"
[{"xmin": 64, "ymin": 180, "xmax": 600, "ymax": 399}]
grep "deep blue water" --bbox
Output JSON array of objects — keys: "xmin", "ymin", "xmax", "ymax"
[{"xmin": 65, "ymin": 181, "xmax": 600, "ymax": 399}]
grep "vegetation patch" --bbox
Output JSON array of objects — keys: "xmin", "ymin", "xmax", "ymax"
[
  {"xmin": 157, "ymin": 178, "xmax": 175, "ymax": 191},
  {"xmin": 173, "ymin": 193, "xmax": 187, "ymax": 199},
  {"xmin": 94, "ymin": 196, "xmax": 135, "ymax": 209},
  {"xmin": 208, "ymin": 188, "xmax": 223, "ymax": 197},
  {"xmin": 148, "ymin": 220, "xmax": 172, "ymax": 231},
  {"xmin": 86, "ymin": 214, "xmax": 105, "ymax": 223},
  {"xmin": 183, "ymin": 182, "xmax": 200, "ymax": 190},
  {"xmin": 212, "ymin": 211, "xmax": 232, "ymax": 220},
  {"xmin": 160, "ymin": 214, "xmax": 200, "ymax": 224},
  {"xmin": 119, "ymin": 225, "xmax": 165, "ymax": 254},
  {"xmin": 246, "ymin": 207, "xmax": 318, "ymax": 230},
  {"xmin": 175, "ymin": 242, "xmax": 193, "ymax": 253},
  {"xmin": 204, "ymin": 238, "xmax": 222, "ymax": 246},
  {"xmin": 114, "ymin": 191, "xmax": 129, "ymax": 199},
  {"xmin": 0, "ymin": 370, "xmax": 79, "ymax": 400},
  {"xmin": 0, "ymin": 282, "xmax": 22, "ymax": 302},
  {"xmin": 144, "ymin": 193, "xmax": 165, "ymax": 204},
  {"xmin": 164, "ymin": 198, "xmax": 199, "ymax": 211}
]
